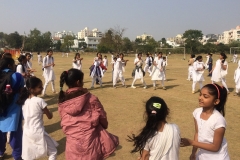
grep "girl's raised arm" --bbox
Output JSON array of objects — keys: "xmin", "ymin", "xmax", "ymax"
[{"xmin": 43, "ymin": 107, "xmax": 53, "ymax": 119}]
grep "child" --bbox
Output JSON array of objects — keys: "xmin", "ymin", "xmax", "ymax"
[
  {"xmin": 128, "ymin": 96, "xmax": 180, "ymax": 160},
  {"xmin": 90, "ymin": 56, "xmax": 103, "ymax": 88},
  {"xmin": 150, "ymin": 52, "xmax": 166, "ymax": 90},
  {"xmin": 234, "ymin": 60, "xmax": 240, "ymax": 96},
  {"xmin": 72, "ymin": 52, "xmax": 83, "ymax": 70},
  {"xmin": 25, "ymin": 52, "xmax": 35, "ymax": 76},
  {"xmin": 112, "ymin": 53, "xmax": 128, "ymax": 88},
  {"xmin": 187, "ymin": 54, "xmax": 195, "ymax": 81},
  {"xmin": 17, "ymin": 77, "xmax": 58, "ymax": 160},
  {"xmin": 131, "ymin": 53, "xmax": 147, "ymax": 89},
  {"xmin": 37, "ymin": 52, "xmax": 42, "ymax": 65},
  {"xmin": 102, "ymin": 55, "xmax": 108, "ymax": 73},
  {"xmin": 207, "ymin": 53, "xmax": 213, "ymax": 77},
  {"xmin": 181, "ymin": 83, "xmax": 230, "ymax": 160},
  {"xmin": 58, "ymin": 69, "xmax": 119, "ymax": 160},
  {"xmin": 16, "ymin": 55, "xmax": 29, "ymax": 84},
  {"xmin": 42, "ymin": 49, "xmax": 57, "ymax": 96},
  {"xmin": 192, "ymin": 56, "xmax": 205, "ymax": 94},
  {"xmin": 210, "ymin": 52, "xmax": 229, "ymax": 93},
  {"xmin": 0, "ymin": 57, "xmax": 24, "ymax": 160},
  {"xmin": 143, "ymin": 53, "xmax": 151, "ymax": 74}
]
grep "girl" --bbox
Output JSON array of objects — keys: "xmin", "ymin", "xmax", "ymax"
[
  {"xmin": 16, "ymin": 55, "xmax": 29, "ymax": 83},
  {"xmin": 234, "ymin": 60, "xmax": 240, "ymax": 96},
  {"xmin": 102, "ymin": 55, "xmax": 108, "ymax": 73},
  {"xmin": 17, "ymin": 77, "xmax": 58, "ymax": 160},
  {"xmin": 131, "ymin": 53, "xmax": 147, "ymax": 89},
  {"xmin": 210, "ymin": 52, "xmax": 229, "ymax": 93},
  {"xmin": 37, "ymin": 52, "xmax": 42, "ymax": 65},
  {"xmin": 58, "ymin": 69, "xmax": 119, "ymax": 160},
  {"xmin": 25, "ymin": 53, "xmax": 35, "ymax": 76},
  {"xmin": 72, "ymin": 52, "xmax": 83, "ymax": 70},
  {"xmin": 150, "ymin": 53, "xmax": 166, "ymax": 90},
  {"xmin": 143, "ymin": 53, "xmax": 151, "ymax": 74},
  {"xmin": 187, "ymin": 54, "xmax": 195, "ymax": 81},
  {"xmin": 42, "ymin": 49, "xmax": 57, "ymax": 96},
  {"xmin": 112, "ymin": 53, "xmax": 128, "ymax": 88},
  {"xmin": 192, "ymin": 56, "xmax": 205, "ymax": 94},
  {"xmin": 181, "ymin": 83, "xmax": 230, "ymax": 160},
  {"xmin": 90, "ymin": 56, "xmax": 103, "ymax": 88},
  {"xmin": 0, "ymin": 57, "xmax": 24, "ymax": 160},
  {"xmin": 128, "ymin": 96, "xmax": 180, "ymax": 160}
]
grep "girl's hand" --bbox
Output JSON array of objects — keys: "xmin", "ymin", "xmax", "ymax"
[
  {"xmin": 189, "ymin": 153, "xmax": 196, "ymax": 160},
  {"xmin": 180, "ymin": 138, "xmax": 192, "ymax": 147}
]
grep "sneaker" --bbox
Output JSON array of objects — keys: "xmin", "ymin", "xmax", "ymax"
[
  {"xmin": 192, "ymin": 91, "xmax": 195, "ymax": 94},
  {"xmin": 162, "ymin": 87, "xmax": 166, "ymax": 90},
  {"xmin": 143, "ymin": 86, "xmax": 147, "ymax": 89},
  {"xmin": 131, "ymin": 86, "xmax": 136, "ymax": 89}
]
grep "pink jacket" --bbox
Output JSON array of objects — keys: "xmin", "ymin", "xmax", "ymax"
[{"xmin": 58, "ymin": 88, "xmax": 119, "ymax": 160}]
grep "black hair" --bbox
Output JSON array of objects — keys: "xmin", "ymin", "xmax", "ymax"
[
  {"xmin": 47, "ymin": 49, "xmax": 53, "ymax": 53},
  {"xmin": 59, "ymin": 68, "xmax": 84, "ymax": 103},
  {"xmin": 191, "ymin": 54, "xmax": 195, "ymax": 58},
  {"xmin": 146, "ymin": 53, "xmax": 149, "ymax": 56},
  {"xmin": 25, "ymin": 52, "xmax": 31, "ymax": 57},
  {"xmin": 2, "ymin": 53, "xmax": 12, "ymax": 58},
  {"xmin": 202, "ymin": 83, "xmax": 227, "ymax": 116},
  {"xmin": 137, "ymin": 53, "xmax": 142, "ymax": 57},
  {"xmin": 0, "ymin": 57, "xmax": 15, "ymax": 70},
  {"xmin": 220, "ymin": 52, "xmax": 227, "ymax": 59},
  {"xmin": 74, "ymin": 53, "xmax": 80, "ymax": 60},
  {"xmin": 128, "ymin": 96, "xmax": 169, "ymax": 155},
  {"xmin": 163, "ymin": 56, "xmax": 166, "ymax": 60},
  {"xmin": 17, "ymin": 77, "xmax": 42, "ymax": 105},
  {"xmin": 195, "ymin": 55, "xmax": 202, "ymax": 61},
  {"xmin": 37, "ymin": 52, "xmax": 40, "ymax": 55}
]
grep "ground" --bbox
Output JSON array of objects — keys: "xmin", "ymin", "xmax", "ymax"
[{"xmin": 4, "ymin": 52, "xmax": 240, "ymax": 160}]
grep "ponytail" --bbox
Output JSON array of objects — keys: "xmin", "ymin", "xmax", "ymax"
[
  {"xmin": 59, "ymin": 71, "xmax": 68, "ymax": 103},
  {"xmin": 17, "ymin": 87, "xmax": 30, "ymax": 105}
]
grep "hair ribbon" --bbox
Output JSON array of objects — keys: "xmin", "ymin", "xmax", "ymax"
[
  {"xmin": 212, "ymin": 83, "xmax": 220, "ymax": 99},
  {"xmin": 153, "ymin": 103, "xmax": 161, "ymax": 109}
]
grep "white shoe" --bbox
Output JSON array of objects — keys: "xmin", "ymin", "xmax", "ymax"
[
  {"xmin": 143, "ymin": 86, "xmax": 147, "ymax": 89},
  {"xmin": 131, "ymin": 86, "xmax": 136, "ymax": 89}
]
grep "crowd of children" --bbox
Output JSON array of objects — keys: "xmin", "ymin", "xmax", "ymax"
[{"xmin": 0, "ymin": 50, "xmax": 238, "ymax": 160}]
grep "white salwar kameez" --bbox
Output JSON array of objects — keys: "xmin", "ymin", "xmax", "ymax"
[
  {"xmin": 234, "ymin": 60, "xmax": 240, "ymax": 94},
  {"xmin": 150, "ymin": 57, "xmax": 165, "ymax": 88},
  {"xmin": 131, "ymin": 58, "xmax": 147, "ymax": 88},
  {"xmin": 192, "ymin": 61, "xmax": 205, "ymax": 92},
  {"xmin": 42, "ymin": 56, "xmax": 56, "ymax": 95},
  {"xmin": 112, "ymin": 58, "xmax": 125, "ymax": 87},
  {"xmin": 211, "ymin": 59, "xmax": 229, "ymax": 92},
  {"xmin": 143, "ymin": 57, "xmax": 151, "ymax": 74},
  {"xmin": 72, "ymin": 59, "xmax": 82, "ymax": 70}
]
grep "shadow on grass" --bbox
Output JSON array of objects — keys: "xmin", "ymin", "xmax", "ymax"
[
  {"xmin": 166, "ymin": 85, "xmax": 179, "ymax": 89},
  {"xmin": 45, "ymin": 95, "xmax": 59, "ymax": 106},
  {"xmin": 107, "ymin": 145, "xmax": 123, "ymax": 159},
  {"xmin": 228, "ymin": 88, "xmax": 234, "ymax": 92},
  {"xmin": 57, "ymin": 137, "xmax": 66, "ymax": 155},
  {"xmin": 45, "ymin": 121, "xmax": 61, "ymax": 134}
]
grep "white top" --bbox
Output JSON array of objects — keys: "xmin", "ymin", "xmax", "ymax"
[
  {"xmin": 211, "ymin": 59, "xmax": 228, "ymax": 82},
  {"xmin": 72, "ymin": 59, "xmax": 82, "ymax": 70},
  {"xmin": 134, "ymin": 58, "xmax": 143, "ymax": 67},
  {"xmin": 193, "ymin": 108, "xmax": 230, "ymax": 160},
  {"xmin": 144, "ymin": 123, "xmax": 180, "ymax": 160},
  {"xmin": 16, "ymin": 64, "xmax": 27, "ymax": 74},
  {"xmin": 192, "ymin": 61, "xmax": 205, "ymax": 81},
  {"xmin": 114, "ymin": 58, "xmax": 125, "ymax": 71},
  {"xmin": 43, "ymin": 56, "xmax": 55, "ymax": 82},
  {"xmin": 103, "ymin": 58, "xmax": 108, "ymax": 67}
]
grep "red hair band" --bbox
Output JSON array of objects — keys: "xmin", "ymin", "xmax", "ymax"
[{"xmin": 212, "ymin": 83, "xmax": 220, "ymax": 99}]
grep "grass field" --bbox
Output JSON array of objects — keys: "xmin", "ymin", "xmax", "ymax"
[{"xmin": 4, "ymin": 52, "xmax": 240, "ymax": 160}]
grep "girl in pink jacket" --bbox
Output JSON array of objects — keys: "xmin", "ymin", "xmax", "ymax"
[{"xmin": 58, "ymin": 68, "xmax": 119, "ymax": 160}]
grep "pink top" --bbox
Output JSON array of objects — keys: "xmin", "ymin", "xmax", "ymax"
[{"xmin": 58, "ymin": 87, "xmax": 118, "ymax": 160}]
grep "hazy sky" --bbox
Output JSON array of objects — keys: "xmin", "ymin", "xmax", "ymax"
[{"xmin": 1, "ymin": 0, "xmax": 240, "ymax": 40}]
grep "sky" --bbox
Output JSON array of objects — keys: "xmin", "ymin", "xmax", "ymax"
[{"xmin": 0, "ymin": 0, "xmax": 240, "ymax": 41}]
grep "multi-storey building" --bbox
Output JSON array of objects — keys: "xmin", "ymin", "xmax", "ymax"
[
  {"xmin": 53, "ymin": 30, "xmax": 77, "ymax": 39},
  {"xmin": 218, "ymin": 25, "xmax": 240, "ymax": 44},
  {"xmin": 77, "ymin": 27, "xmax": 102, "ymax": 39},
  {"xmin": 167, "ymin": 34, "xmax": 184, "ymax": 45},
  {"xmin": 136, "ymin": 33, "xmax": 153, "ymax": 41}
]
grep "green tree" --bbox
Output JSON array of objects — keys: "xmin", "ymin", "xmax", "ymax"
[
  {"xmin": 61, "ymin": 35, "xmax": 74, "ymax": 52},
  {"xmin": 55, "ymin": 40, "xmax": 62, "ymax": 51},
  {"xmin": 5, "ymin": 31, "xmax": 22, "ymax": 49},
  {"xmin": 183, "ymin": 29, "xmax": 203, "ymax": 53},
  {"xmin": 122, "ymin": 37, "xmax": 133, "ymax": 52}
]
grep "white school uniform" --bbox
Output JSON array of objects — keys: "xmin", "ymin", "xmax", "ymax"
[
  {"xmin": 205, "ymin": 55, "xmax": 210, "ymax": 69},
  {"xmin": 144, "ymin": 123, "xmax": 180, "ymax": 160},
  {"xmin": 234, "ymin": 60, "xmax": 240, "ymax": 93},
  {"xmin": 211, "ymin": 60, "xmax": 228, "ymax": 82},
  {"xmin": 38, "ymin": 55, "xmax": 42, "ymax": 64},
  {"xmin": 26, "ymin": 61, "xmax": 34, "ymax": 76},
  {"xmin": 134, "ymin": 58, "xmax": 144, "ymax": 79},
  {"xmin": 150, "ymin": 57, "xmax": 165, "ymax": 81},
  {"xmin": 193, "ymin": 108, "xmax": 230, "ymax": 160},
  {"xmin": 143, "ymin": 57, "xmax": 151, "ymax": 74},
  {"xmin": 113, "ymin": 58, "xmax": 125, "ymax": 86},
  {"xmin": 22, "ymin": 97, "xmax": 58, "ymax": 160},
  {"xmin": 16, "ymin": 64, "xmax": 27, "ymax": 84},
  {"xmin": 72, "ymin": 59, "xmax": 82, "ymax": 70},
  {"xmin": 43, "ymin": 56, "xmax": 55, "ymax": 82},
  {"xmin": 188, "ymin": 59, "xmax": 194, "ymax": 80},
  {"xmin": 192, "ymin": 61, "xmax": 205, "ymax": 82},
  {"xmin": 233, "ymin": 54, "xmax": 238, "ymax": 63}
]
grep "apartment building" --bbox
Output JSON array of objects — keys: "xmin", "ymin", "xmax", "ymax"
[
  {"xmin": 167, "ymin": 34, "xmax": 184, "ymax": 45},
  {"xmin": 218, "ymin": 25, "xmax": 240, "ymax": 44},
  {"xmin": 53, "ymin": 30, "xmax": 77, "ymax": 39},
  {"xmin": 84, "ymin": 37, "xmax": 101, "ymax": 49},
  {"xmin": 136, "ymin": 33, "xmax": 153, "ymax": 40},
  {"xmin": 78, "ymin": 27, "xmax": 102, "ymax": 39}
]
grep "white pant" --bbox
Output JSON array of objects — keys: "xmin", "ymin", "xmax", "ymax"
[
  {"xmin": 212, "ymin": 78, "xmax": 229, "ymax": 92},
  {"xmin": 45, "ymin": 135, "xmax": 57, "ymax": 160},
  {"xmin": 192, "ymin": 81, "xmax": 203, "ymax": 91},
  {"xmin": 91, "ymin": 76, "xmax": 102, "ymax": 87},
  {"xmin": 143, "ymin": 65, "xmax": 151, "ymax": 74},
  {"xmin": 153, "ymin": 80, "xmax": 164, "ymax": 87},
  {"xmin": 236, "ymin": 85, "xmax": 240, "ymax": 93},
  {"xmin": 113, "ymin": 71, "xmax": 125, "ymax": 86},
  {"xmin": 131, "ymin": 77, "xmax": 146, "ymax": 87},
  {"xmin": 42, "ymin": 80, "xmax": 55, "ymax": 95}
]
